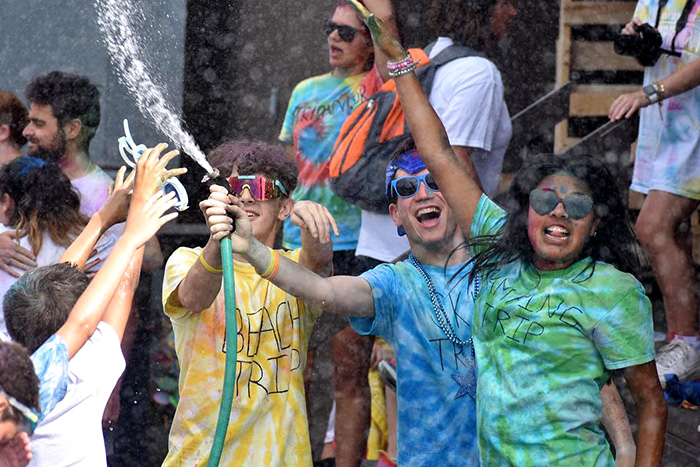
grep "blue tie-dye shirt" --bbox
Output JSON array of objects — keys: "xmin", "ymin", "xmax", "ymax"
[
  {"xmin": 470, "ymin": 195, "xmax": 655, "ymax": 466},
  {"xmin": 350, "ymin": 260, "xmax": 479, "ymax": 466},
  {"xmin": 31, "ymin": 334, "xmax": 69, "ymax": 420}
]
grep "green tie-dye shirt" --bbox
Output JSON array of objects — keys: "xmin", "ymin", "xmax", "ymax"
[{"xmin": 470, "ymin": 195, "xmax": 655, "ymax": 466}]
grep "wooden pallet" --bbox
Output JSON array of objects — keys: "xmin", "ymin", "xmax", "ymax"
[{"xmin": 555, "ymin": 0, "xmax": 642, "ymax": 151}]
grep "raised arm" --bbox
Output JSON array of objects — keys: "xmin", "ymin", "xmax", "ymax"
[
  {"xmin": 60, "ymin": 166, "xmax": 134, "ymax": 269},
  {"xmin": 56, "ymin": 144, "xmax": 182, "ymax": 358},
  {"xmin": 100, "ymin": 246, "xmax": 144, "ymax": 342},
  {"xmin": 347, "ymin": 0, "xmax": 483, "ymax": 235},
  {"xmin": 362, "ymin": 0, "xmax": 399, "ymax": 82}
]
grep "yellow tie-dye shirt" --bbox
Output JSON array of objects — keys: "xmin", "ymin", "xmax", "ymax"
[{"xmin": 162, "ymin": 246, "xmax": 321, "ymax": 467}]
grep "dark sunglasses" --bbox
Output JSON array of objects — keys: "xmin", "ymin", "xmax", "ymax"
[
  {"xmin": 529, "ymin": 189, "xmax": 594, "ymax": 220},
  {"xmin": 227, "ymin": 175, "xmax": 288, "ymax": 201},
  {"xmin": 391, "ymin": 173, "xmax": 439, "ymax": 198},
  {"xmin": 323, "ymin": 20, "xmax": 368, "ymax": 42}
]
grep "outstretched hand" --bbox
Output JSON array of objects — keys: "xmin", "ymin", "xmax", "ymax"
[
  {"xmin": 609, "ymin": 91, "xmax": 651, "ymax": 121},
  {"xmin": 291, "ymin": 200, "xmax": 339, "ymax": 244},
  {"xmin": 346, "ymin": 0, "xmax": 406, "ymax": 61}
]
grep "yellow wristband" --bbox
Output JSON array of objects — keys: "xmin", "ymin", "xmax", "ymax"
[
  {"xmin": 199, "ymin": 253, "xmax": 223, "ymax": 274},
  {"xmin": 260, "ymin": 249, "xmax": 280, "ymax": 279}
]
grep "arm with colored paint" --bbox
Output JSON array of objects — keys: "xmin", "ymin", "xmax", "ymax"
[
  {"xmin": 346, "ymin": 0, "xmax": 483, "ymax": 236},
  {"xmin": 203, "ymin": 195, "xmax": 375, "ymax": 317}
]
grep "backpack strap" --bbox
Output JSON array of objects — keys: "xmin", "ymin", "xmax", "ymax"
[{"xmin": 416, "ymin": 43, "xmax": 483, "ymax": 93}]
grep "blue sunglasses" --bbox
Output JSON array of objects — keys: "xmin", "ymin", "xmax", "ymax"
[{"xmin": 391, "ymin": 173, "xmax": 440, "ymax": 198}]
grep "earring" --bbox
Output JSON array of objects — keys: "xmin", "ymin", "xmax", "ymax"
[
  {"xmin": 397, "ymin": 226, "xmax": 406, "ymax": 237},
  {"xmin": 592, "ymin": 231, "xmax": 597, "ymax": 237}
]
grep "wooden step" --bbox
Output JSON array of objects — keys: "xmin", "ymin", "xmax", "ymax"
[
  {"xmin": 562, "ymin": 1, "xmax": 636, "ymax": 25},
  {"xmin": 569, "ymin": 84, "xmax": 640, "ymax": 117},
  {"xmin": 571, "ymin": 41, "xmax": 643, "ymax": 71}
]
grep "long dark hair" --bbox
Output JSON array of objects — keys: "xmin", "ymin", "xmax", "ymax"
[
  {"xmin": 0, "ymin": 157, "xmax": 88, "ymax": 256},
  {"xmin": 427, "ymin": 0, "xmax": 498, "ymax": 52},
  {"xmin": 466, "ymin": 153, "xmax": 641, "ymax": 284}
]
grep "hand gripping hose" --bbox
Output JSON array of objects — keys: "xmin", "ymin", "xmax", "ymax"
[{"xmin": 206, "ymin": 173, "xmax": 238, "ymax": 467}]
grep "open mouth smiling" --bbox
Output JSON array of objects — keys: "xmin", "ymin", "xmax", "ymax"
[{"xmin": 415, "ymin": 206, "xmax": 441, "ymax": 226}]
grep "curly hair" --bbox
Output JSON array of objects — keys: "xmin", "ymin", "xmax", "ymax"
[
  {"xmin": 0, "ymin": 91, "xmax": 29, "ymax": 147},
  {"xmin": 463, "ymin": 153, "xmax": 642, "ymax": 285},
  {"xmin": 207, "ymin": 140, "xmax": 298, "ymax": 195},
  {"xmin": 25, "ymin": 71, "xmax": 100, "ymax": 150},
  {"xmin": 427, "ymin": 0, "xmax": 498, "ymax": 51},
  {"xmin": 0, "ymin": 157, "xmax": 88, "ymax": 255},
  {"xmin": 0, "ymin": 341, "xmax": 40, "ymax": 417}
]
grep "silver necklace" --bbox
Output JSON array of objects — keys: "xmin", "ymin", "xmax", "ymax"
[{"xmin": 408, "ymin": 253, "xmax": 479, "ymax": 348}]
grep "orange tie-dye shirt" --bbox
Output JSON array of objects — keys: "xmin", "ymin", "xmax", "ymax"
[{"xmin": 162, "ymin": 247, "xmax": 321, "ymax": 466}]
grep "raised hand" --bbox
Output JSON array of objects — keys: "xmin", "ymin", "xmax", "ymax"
[
  {"xmin": 0, "ymin": 230, "xmax": 36, "ymax": 278},
  {"xmin": 97, "ymin": 166, "xmax": 135, "ymax": 228},
  {"xmin": 290, "ymin": 200, "xmax": 339, "ymax": 244},
  {"xmin": 131, "ymin": 143, "xmax": 187, "ymax": 206},
  {"xmin": 123, "ymin": 143, "xmax": 185, "ymax": 247},
  {"xmin": 346, "ymin": 0, "xmax": 406, "ymax": 61}
]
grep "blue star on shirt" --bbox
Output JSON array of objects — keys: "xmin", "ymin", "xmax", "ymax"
[{"xmin": 452, "ymin": 372, "xmax": 476, "ymax": 400}]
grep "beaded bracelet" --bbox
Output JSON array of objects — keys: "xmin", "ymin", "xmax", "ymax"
[
  {"xmin": 260, "ymin": 249, "xmax": 281, "ymax": 280},
  {"xmin": 388, "ymin": 61, "xmax": 418, "ymax": 78},
  {"xmin": 199, "ymin": 253, "xmax": 223, "ymax": 274},
  {"xmin": 387, "ymin": 53, "xmax": 413, "ymax": 71}
]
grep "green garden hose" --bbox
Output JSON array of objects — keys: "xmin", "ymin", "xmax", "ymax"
[{"xmin": 207, "ymin": 236, "xmax": 237, "ymax": 466}]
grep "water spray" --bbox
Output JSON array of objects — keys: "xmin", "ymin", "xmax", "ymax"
[{"xmin": 98, "ymin": 0, "xmax": 239, "ymax": 455}]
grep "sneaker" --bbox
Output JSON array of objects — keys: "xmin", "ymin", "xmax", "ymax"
[
  {"xmin": 655, "ymin": 338, "xmax": 700, "ymax": 388},
  {"xmin": 378, "ymin": 360, "xmax": 396, "ymax": 392}
]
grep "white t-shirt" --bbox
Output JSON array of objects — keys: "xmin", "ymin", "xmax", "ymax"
[
  {"xmin": 29, "ymin": 321, "xmax": 126, "ymax": 467},
  {"xmin": 356, "ymin": 37, "xmax": 512, "ymax": 262},
  {"xmin": 0, "ymin": 228, "xmax": 115, "ymax": 338},
  {"xmin": 72, "ymin": 164, "xmax": 126, "ymax": 237}
]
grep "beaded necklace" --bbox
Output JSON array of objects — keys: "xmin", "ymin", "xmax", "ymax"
[
  {"xmin": 409, "ymin": 252, "xmax": 479, "ymax": 400},
  {"xmin": 408, "ymin": 253, "xmax": 479, "ymax": 348}
]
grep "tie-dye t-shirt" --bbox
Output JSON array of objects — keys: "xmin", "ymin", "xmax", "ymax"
[
  {"xmin": 279, "ymin": 71, "xmax": 379, "ymax": 251},
  {"xmin": 632, "ymin": 0, "xmax": 700, "ymax": 200},
  {"xmin": 349, "ymin": 260, "xmax": 479, "ymax": 466},
  {"xmin": 162, "ymin": 247, "xmax": 320, "ymax": 467},
  {"xmin": 470, "ymin": 195, "xmax": 655, "ymax": 466},
  {"xmin": 31, "ymin": 334, "xmax": 69, "ymax": 420}
]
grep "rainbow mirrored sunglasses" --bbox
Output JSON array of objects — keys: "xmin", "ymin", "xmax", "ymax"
[
  {"xmin": 0, "ymin": 384, "xmax": 39, "ymax": 436},
  {"xmin": 227, "ymin": 175, "xmax": 288, "ymax": 201}
]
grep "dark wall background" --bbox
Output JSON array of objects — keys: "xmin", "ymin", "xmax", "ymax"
[{"xmin": 180, "ymin": 0, "xmax": 561, "ymax": 220}]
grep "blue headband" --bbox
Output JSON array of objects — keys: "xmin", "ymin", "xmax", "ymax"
[
  {"xmin": 385, "ymin": 148, "xmax": 427, "ymax": 200},
  {"xmin": 17, "ymin": 157, "xmax": 49, "ymax": 177}
]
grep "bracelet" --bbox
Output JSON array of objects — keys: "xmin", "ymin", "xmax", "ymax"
[
  {"xmin": 387, "ymin": 53, "xmax": 413, "ymax": 71},
  {"xmin": 199, "ymin": 253, "xmax": 223, "ymax": 274},
  {"xmin": 388, "ymin": 61, "xmax": 418, "ymax": 78},
  {"xmin": 655, "ymin": 81, "xmax": 666, "ymax": 101},
  {"xmin": 260, "ymin": 249, "xmax": 281, "ymax": 279}
]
